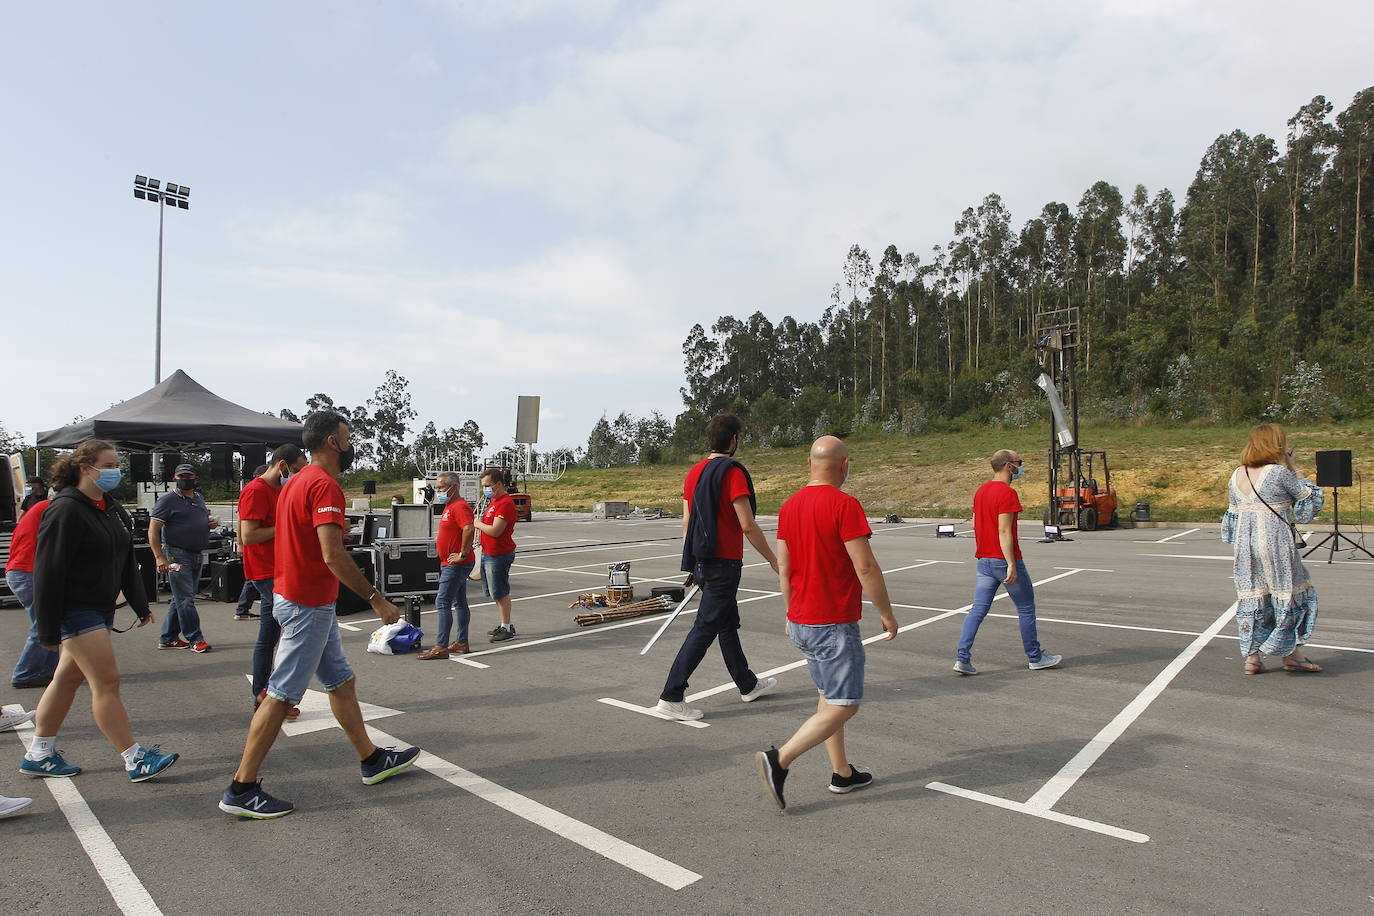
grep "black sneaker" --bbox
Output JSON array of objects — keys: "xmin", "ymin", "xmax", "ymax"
[
  {"xmin": 361, "ymin": 745, "xmax": 420, "ymax": 785},
  {"xmin": 218, "ymin": 781, "xmax": 294, "ymax": 819},
  {"xmin": 754, "ymin": 746, "xmax": 788, "ymax": 811},
  {"xmin": 489, "ymin": 625, "xmax": 515, "ymax": 642},
  {"xmin": 828, "ymin": 765, "xmax": 874, "ymax": 794}
]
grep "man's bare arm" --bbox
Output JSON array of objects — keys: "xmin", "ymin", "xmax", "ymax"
[
  {"xmin": 998, "ymin": 512, "xmax": 1018, "ymax": 585},
  {"xmin": 844, "ymin": 536, "xmax": 898, "ymax": 639},
  {"xmin": 240, "ymin": 518, "xmax": 274, "ymax": 546},
  {"xmin": 316, "ymin": 524, "xmax": 399, "ymax": 623},
  {"xmin": 733, "ymin": 495, "xmax": 778, "ymax": 572}
]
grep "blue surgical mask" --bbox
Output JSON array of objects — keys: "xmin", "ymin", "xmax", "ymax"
[
  {"xmin": 435, "ymin": 492, "xmax": 449, "ymax": 504},
  {"xmin": 1011, "ymin": 464, "xmax": 1024, "ymax": 481},
  {"xmin": 483, "ymin": 486, "xmax": 494, "ymax": 499},
  {"xmin": 96, "ymin": 468, "xmax": 123, "ymax": 492}
]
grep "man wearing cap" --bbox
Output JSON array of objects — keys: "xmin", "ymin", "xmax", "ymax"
[
  {"xmin": 149, "ymin": 464, "xmax": 219, "ymax": 654},
  {"xmin": 20, "ymin": 477, "xmax": 47, "ymax": 514}
]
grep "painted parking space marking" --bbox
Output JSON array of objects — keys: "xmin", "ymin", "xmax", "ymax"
[
  {"xmin": 1132, "ymin": 528, "xmax": 1201, "ymax": 544},
  {"xmin": 363, "ymin": 725, "xmax": 702, "ymax": 890},
  {"xmin": 7, "ymin": 707, "xmax": 163, "ymax": 916},
  {"xmin": 927, "ymin": 603, "xmax": 1237, "ymax": 844}
]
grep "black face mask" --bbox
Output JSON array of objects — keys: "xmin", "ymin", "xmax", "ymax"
[
  {"xmin": 176, "ymin": 479, "xmax": 197, "ymax": 491},
  {"xmin": 337, "ymin": 447, "xmax": 355, "ymax": 473}
]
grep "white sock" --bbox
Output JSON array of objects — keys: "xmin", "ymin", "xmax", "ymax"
[
  {"xmin": 121, "ymin": 743, "xmax": 144, "ymax": 769},
  {"xmin": 26, "ymin": 736, "xmax": 56, "ymax": 761}
]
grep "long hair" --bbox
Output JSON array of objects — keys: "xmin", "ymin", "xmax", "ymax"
[
  {"xmin": 48, "ymin": 439, "xmax": 118, "ymax": 488},
  {"xmin": 1240, "ymin": 423, "xmax": 1287, "ymax": 468}
]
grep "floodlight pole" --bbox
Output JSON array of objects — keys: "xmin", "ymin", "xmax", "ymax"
[{"xmin": 155, "ymin": 194, "xmax": 165, "ymax": 384}]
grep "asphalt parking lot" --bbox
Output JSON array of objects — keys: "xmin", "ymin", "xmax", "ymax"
[{"xmin": 3, "ymin": 514, "xmax": 1372, "ymax": 915}]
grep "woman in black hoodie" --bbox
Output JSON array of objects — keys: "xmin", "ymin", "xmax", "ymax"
[{"xmin": 20, "ymin": 440, "xmax": 179, "ymax": 782}]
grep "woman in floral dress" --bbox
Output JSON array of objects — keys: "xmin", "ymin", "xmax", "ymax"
[{"xmin": 1220, "ymin": 423, "xmax": 1324, "ymax": 675}]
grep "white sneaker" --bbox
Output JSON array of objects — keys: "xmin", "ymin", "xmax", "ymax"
[
  {"xmin": 0, "ymin": 708, "xmax": 36, "ymax": 732},
  {"xmin": 0, "ymin": 795, "xmax": 33, "ymax": 818},
  {"xmin": 741, "ymin": 676, "xmax": 778, "ymax": 703},
  {"xmin": 654, "ymin": 699, "xmax": 704, "ymax": 721},
  {"xmin": 1028, "ymin": 653, "xmax": 1063, "ymax": 670}
]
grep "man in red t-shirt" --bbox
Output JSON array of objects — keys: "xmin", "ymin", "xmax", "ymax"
[
  {"xmin": 220, "ymin": 412, "xmax": 420, "ymax": 820},
  {"xmin": 953, "ymin": 449, "xmax": 1061, "ymax": 675},
  {"xmin": 237, "ymin": 445, "xmax": 307, "ymax": 709},
  {"xmin": 655, "ymin": 413, "xmax": 780, "ymax": 721},
  {"xmin": 6, "ymin": 492, "xmax": 60, "ymax": 688},
  {"xmin": 417, "ymin": 472, "xmax": 476, "ymax": 659},
  {"xmin": 475, "ymin": 469, "xmax": 519, "ymax": 642},
  {"xmin": 753, "ymin": 436, "xmax": 897, "ymax": 810}
]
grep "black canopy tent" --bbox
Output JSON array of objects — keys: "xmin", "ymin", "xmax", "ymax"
[{"xmin": 37, "ymin": 370, "xmax": 303, "ymax": 452}]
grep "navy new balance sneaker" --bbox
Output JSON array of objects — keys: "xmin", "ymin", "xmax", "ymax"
[
  {"xmin": 360, "ymin": 745, "xmax": 420, "ymax": 785},
  {"xmin": 219, "ymin": 781, "xmax": 295, "ymax": 819}
]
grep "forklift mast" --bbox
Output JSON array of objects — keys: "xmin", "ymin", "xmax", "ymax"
[{"xmin": 1034, "ymin": 306, "xmax": 1082, "ymax": 527}]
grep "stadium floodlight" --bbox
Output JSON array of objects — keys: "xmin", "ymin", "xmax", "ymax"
[{"xmin": 132, "ymin": 174, "xmax": 191, "ymax": 384}]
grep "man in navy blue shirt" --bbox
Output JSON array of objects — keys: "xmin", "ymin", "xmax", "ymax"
[{"xmin": 149, "ymin": 463, "xmax": 218, "ymax": 653}]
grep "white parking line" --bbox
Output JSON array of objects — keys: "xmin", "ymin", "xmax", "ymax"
[
  {"xmin": 364, "ymin": 725, "xmax": 702, "ymax": 890},
  {"xmin": 1140, "ymin": 554, "xmax": 1232, "ymax": 560},
  {"xmin": 7, "ymin": 708, "xmax": 163, "ymax": 915},
  {"xmin": 597, "ymin": 697, "xmax": 711, "ymax": 729}
]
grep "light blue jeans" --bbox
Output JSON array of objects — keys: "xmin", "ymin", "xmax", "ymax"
[
  {"xmin": 6, "ymin": 570, "xmax": 59, "ymax": 684},
  {"xmin": 160, "ymin": 546, "xmax": 204, "ymax": 644},
  {"xmin": 266, "ymin": 596, "xmax": 354, "ymax": 706},
  {"xmin": 435, "ymin": 562, "xmax": 475, "ymax": 646},
  {"xmin": 956, "ymin": 558, "xmax": 1044, "ymax": 664}
]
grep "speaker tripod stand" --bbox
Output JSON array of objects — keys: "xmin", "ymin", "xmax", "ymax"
[{"xmin": 1302, "ymin": 486, "xmax": 1374, "ymax": 563}]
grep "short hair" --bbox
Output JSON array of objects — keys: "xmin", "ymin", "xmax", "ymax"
[
  {"xmin": 27, "ymin": 476, "xmax": 44, "ymax": 486},
  {"xmin": 480, "ymin": 468, "xmax": 502, "ymax": 484},
  {"xmin": 302, "ymin": 410, "xmax": 349, "ymax": 452},
  {"xmin": 436, "ymin": 472, "xmax": 457, "ymax": 487},
  {"xmin": 705, "ymin": 413, "xmax": 741, "ymax": 453},
  {"xmin": 990, "ymin": 449, "xmax": 1019, "ymax": 471},
  {"xmin": 1241, "ymin": 423, "xmax": 1287, "ymax": 468},
  {"xmin": 252, "ymin": 464, "xmax": 269, "ymax": 477},
  {"xmin": 271, "ymin": 444, "xmax": 304, "ymax": 467}
]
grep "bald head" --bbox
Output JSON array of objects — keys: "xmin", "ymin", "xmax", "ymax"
[{"xmin": 807, "ymin": 436, "xmax": 849, "ymax": 485}]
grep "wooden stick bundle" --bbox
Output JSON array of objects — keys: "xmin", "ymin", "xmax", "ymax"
[{"xmin": 572, "ymin": 595, "xmax": 671, "ymax": 627}]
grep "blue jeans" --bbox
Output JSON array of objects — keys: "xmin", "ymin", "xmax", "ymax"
[
  {"xmin": 660, "ymin": 558, "xmax": 759, "ymax": 702},
  {"xmin": 956, "ymin": 558, "xmax": 1044, "ymax": 663},
  {"xmin": 248, "ymin": 578, "xmax": 278, "ymax": 698},
  {"xmin": 266, "ymin": 596, "xmax": 354, "ymax": 706},
  {"xmin": 235, "ymin": 579, "xmax": 260, "ymax": 615},
  {"xmin": 788, "ymin": 621, "xmax": 865, "ymax": 705},
  {"xmin": 160, "ymin": 546, "xmax": 204, "ymax": 644},
  {"xmin": 6, "ymin": 570, "xmax": 59, "ymax": 684},
  {"xmin": 481, "ymin": 551, "xmax": 515, "ymax": 600},
  {"xmin": 435, "ymin": 563, "xmax": 475, "ymax": 646}
]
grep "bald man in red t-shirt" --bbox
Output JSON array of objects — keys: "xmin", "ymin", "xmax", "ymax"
[{"xmin": 753, "ymin": 437, "xmax": 897, "ymax": 811}]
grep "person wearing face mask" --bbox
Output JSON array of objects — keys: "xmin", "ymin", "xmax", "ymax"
[
  {"xmin": 476, "ymin": 469, "xmax": 519, "ymax": 642},
  {"xmin": 219, "ymin": 411, "xmax": 420, "ymax": 819},
  {"xmin": 20, "ymin": 439, "xmax": 179, "ymax": 783},
  {"xmin": 952, "ymin": 449, "xmax": 1061, "ymax": 675},
  {"xmin": 238, "ymin": 445, "xmax": 308, "ymax": 716},
  {"xmin": 416, "ymin": 472, "xmax": 476, "ymax": 659},
  {"xmin": 149, "ymin": 463, "xmax": 218, "ymax": 653}
]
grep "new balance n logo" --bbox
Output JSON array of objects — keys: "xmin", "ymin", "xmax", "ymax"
[{"xmin": 246, "ymin": 795, "xmax": 270, "ymax": 812}]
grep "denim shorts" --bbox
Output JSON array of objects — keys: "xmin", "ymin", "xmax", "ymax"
[
  {"xmin": 266, "ymin": 596, "xmax": 355, "ymax": 706},
  {"xmin": 60, "ymin": 609, "xmax": 115, "ymax": 641},
  {"xmin": 482, "ymin": 551, "xmax": 515, "ymax": 600},
  {"xmin": 787, "ymin": 620, "xmax": 865, "ymax": 705}
]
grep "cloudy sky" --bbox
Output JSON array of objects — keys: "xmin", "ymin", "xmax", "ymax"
[{"xmin": 3, "ymin": 1, "xmax": 1370, "ymax": 454}]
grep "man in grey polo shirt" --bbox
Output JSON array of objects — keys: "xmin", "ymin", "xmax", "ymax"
[{"xmin": 149, "ymin": 463, "xmax": 218, "ymax": 653}]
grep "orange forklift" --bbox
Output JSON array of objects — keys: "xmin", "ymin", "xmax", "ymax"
[{"xmin": 1049, "ymin": 449, "xmax": 1119, "ymax": 531}]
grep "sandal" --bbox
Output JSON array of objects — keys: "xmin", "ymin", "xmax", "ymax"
[
  {"xmin": 1282, "ymin": 656, "xmax": 1322, "ymax": 672},
  {"xmin": 1243, "ymin": 659, "xmax": 1267, "ymax": 675},
  {"xmin": 416, "ymin": 645, "xmax": 450, "ymax": 660}
]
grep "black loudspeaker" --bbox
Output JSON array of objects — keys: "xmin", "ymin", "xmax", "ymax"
[
  {"xmin": 130, "ymin": 453, "xmax": 154, "ymax": 483},
  {"xmin": 362, "ymin": 480, "xmax": 377, "ymax": 495},
  {"xmin": 211, "ymin": 445, "xmax": 234, "ymax": 481},
  {"xmin": 337, "ymin": 548, "xmax": 376, "ymax": 615},
  {"xmin": 208, "ymin": 558, "xmax": 245, "ymax": 602},
  {"xmin": 1315, "ymin": 450, "xmax": 1353, "ymax": 488},
  {"xmin": 134, "ymin": 544, "xmax": 158, "ymax": 601},
  {"xmin": 241, "ymin": 448, "xmax": 265, "ymax": 481},
  {"xmin": 159, "ymin": 452, "xmax": 182, "ymax": 483}
]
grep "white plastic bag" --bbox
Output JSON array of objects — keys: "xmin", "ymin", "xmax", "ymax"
[{"xmin": 367, "ymin": 621, "xmax": 408, "ymax": 655}]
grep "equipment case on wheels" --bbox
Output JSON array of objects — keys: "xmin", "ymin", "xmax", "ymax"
[{"xmin": 374, "ymin": 538, "xmax": 440, "ymax": 599}]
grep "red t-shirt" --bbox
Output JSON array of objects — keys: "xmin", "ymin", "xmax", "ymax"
[
  {"xmin": 273, "ymin": 465, "xmax": 347, "ymax": 606},
  {"xmin": 480, "ymin": 494, "xmax": 517, "ymax": 556},
  {"xmin": 777, "ymin": 485, "xmax": 873, "ymax": 625},
  {"xmin": 437, "ymin": 497, "xmax": 475, "ymax": 566},
  {"xmin": 5, "ymin": 499, "xmax": 48, "ymax": 573},
  {"xmin": 973, "ymin": 479, "xmax": 1023, "ymax": 560},
  {"xmin": 237, "ymin": 477, "xmax": 280, "ymax": 581},
  {"xmin": 683, "ymin": 458, "xmax": 752, "ymax": 560}
]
